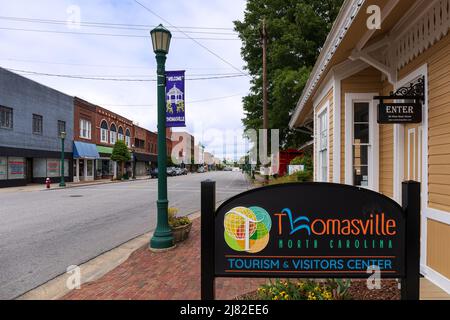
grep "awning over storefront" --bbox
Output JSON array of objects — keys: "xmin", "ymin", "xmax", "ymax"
[
  {"xmin": 97, "ymin": 145, "xmax": 113, "ymax": 156},
  {"xmin": 73, "ymin": 141, "xmax": 100, "ymax": 159},
  {"xmin": 134, "ymin": 153, "xmax": 157, "ymax": 162}
]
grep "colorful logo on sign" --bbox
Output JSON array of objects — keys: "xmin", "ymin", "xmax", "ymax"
[{"xmin": 224, "ymin": 206, "xmax": 272, "ymax": 253}]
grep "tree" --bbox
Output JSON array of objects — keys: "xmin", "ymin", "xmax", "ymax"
[
  {"xmin": 111, "ymin": 140, "xmax": 131, "ymax": 179},
  {"xmin": 234, "ymin": 0, "xmax": 344, "ymax": 148}
]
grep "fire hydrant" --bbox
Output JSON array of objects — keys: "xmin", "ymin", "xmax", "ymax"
[{"xmin": 45, "ymin": 178, "xmax": 51, "ymax": 189}]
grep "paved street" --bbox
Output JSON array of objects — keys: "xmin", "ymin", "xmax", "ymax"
[{"xmin": 0, "ymin": 171, "xmax": 250, "ymax": 300}]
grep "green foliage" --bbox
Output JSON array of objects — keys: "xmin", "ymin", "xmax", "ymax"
[
  {"xmin": 326, "ymin": 279, "xmax": 352, "ymax": 300},
  {"xmin": 294, "ymin": 169, "xmax": 312, "ymax": 182},
  {"xmin": 111, "ymin": 140, "xmax": 131, "ymax": 163},
  {"xmin": 257, "ymin": 279, "xmax": 333, "ymax": 300},
  {"xmin": 234, "ymin": 0, "xmax": 343, "ymax": 148},
  {"xmin": 168, "ymin": 207, "xmax": 191, "ymax": 228}
]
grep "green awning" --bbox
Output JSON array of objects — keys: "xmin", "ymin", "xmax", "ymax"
[{"xmin": 97, "ymin": 145, "xmax": 113, "ymax": 155}]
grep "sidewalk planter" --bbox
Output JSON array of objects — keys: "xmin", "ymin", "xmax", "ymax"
[
  {"xmin": 171, "ymin": 221, "xmax": 192, "ymax": 243},
  {"xmin": 168, "ymin": 207, "xmax": 192, "ymax": 243}
]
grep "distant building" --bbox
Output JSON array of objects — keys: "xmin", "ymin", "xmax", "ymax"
[
  {"xmin": 0, "ymin": 67, "xmax": 74, "ymax": 187},
  {"xmin": 171, "ymin": 131, "xmax": 195, "ymax": 168}
]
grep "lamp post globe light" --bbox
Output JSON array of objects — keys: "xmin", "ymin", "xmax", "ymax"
[
  {"xmin": 59, "ymin": 131, "xmax": 66, "ymax": 187},
  {"xmin": 150, "ymin": 24, "xmax": 175, "ymax": 250}
]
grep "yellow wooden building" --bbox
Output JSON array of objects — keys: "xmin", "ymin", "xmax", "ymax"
[{"xmin": 290, "ymin": 0, "xmax": 450, "ymax": 293}]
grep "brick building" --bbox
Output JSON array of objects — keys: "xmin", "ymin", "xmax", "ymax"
[{"xmin": 133, "ymin": 125, "xmax": 157, "ymax": 176}]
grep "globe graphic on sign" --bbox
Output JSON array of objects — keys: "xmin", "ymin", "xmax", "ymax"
[
  {"xmin": 224, "ymin": 207, "xmax": 257, "ymax": 240},
  {"xmin": 224, "ymin": 206, "xmax": 272, "ymax": 253}
]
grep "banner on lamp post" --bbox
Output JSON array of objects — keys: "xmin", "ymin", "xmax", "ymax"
[{"xmin": 165, "ymin": 70, "xmax": 186, "ymax": 128}]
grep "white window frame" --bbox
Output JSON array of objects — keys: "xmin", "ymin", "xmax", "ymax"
[
  {"xmin": 80, "ymin": 119, "xmax": 92, "ymax": 140},
  {"xmin": 345, "ymin": 93, "xmax": 379, "ymax": 191},
  {"xmin": 118, "ymin": 127, "xmax": 124, "ymax": 142},
  {"xmin": 125, "ymin": 129, "xmax": 131, "ymax": 147},
  {"xmin": 110, "ymin": 124, "xmax": 117, "ymax": 145},
  {"xmin": 100, "ymin": 120, "xmax": 108, "ymax": 144},
  {"xmin": 101, "ymin": 128, "xmax": 108, "ymax": 143},
  {"xmin": 315, "ymin": 102, "xmax": 329, "ymax": 182}
]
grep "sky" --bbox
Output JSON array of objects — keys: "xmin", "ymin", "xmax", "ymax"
[{"xmin": 0, "ymin": 0, "xmax": 251, "ymax": 160}]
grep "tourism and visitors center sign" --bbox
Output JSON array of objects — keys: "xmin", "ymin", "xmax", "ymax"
[
  {"xmin": 214, "ymin": 183, "xmax": 405, "ymax": 278},
  {"xmin": 201, "ymin": 181, "xmax": 421, "ymax": 300}
]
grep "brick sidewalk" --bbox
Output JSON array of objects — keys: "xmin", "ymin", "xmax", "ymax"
[{"xmin": 62, "ymin": 218, "xmax": 268, "ymax": 300}]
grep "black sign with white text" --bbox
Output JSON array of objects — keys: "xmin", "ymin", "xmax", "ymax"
[{"xmin": 378, "ymin": 102, "xmax": 422, "ymax": 124}]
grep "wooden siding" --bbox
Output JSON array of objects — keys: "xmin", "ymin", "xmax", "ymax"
[
  {"xmin": 427, "ymin": 219, "xmax": 450, "ymax": 279},
  {"xmin": 379, "ymin": 81, "xmax": 394, "ymax": 198},
  {"xmin": 399, "ymin": 32, "xmax": 450, "ymax": 213},
  {"xmin": 340, "ymin": 67, "xmax": 383, "ymax": 183}
]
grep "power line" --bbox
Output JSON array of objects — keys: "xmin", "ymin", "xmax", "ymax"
[
  {"xmin": 5, "ymin": 68, "xmax": 247, "ymax": 81},
  {"xmin": 0, "ymin": 16, "xmax": 235, "ymax": 31},
  {"xmin": 0, "ymin": 57, "xmax": 241, "ymax": 71},
  {"xmin": 102, "ymin": 93, "xmax": 245, "ymax": 107},
  {"xmin": 0, "ymin": 16, "xmax": 237, "ymax": 35},
  {"xmin": 133, "ymin": 0, "xmax": 250, "ymax": 78},
  {"xmin": 0, "ymin": 26, "xmax": 239, "ymax": 40}
]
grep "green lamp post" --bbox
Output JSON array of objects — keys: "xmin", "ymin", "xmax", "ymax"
[
  {"xmin": 150, "ymin": 24, "xmax": 175, "ymax": 250},
  {"xmin": 59, "ymin": 131, "xmax": 66, "ymax": 187}
]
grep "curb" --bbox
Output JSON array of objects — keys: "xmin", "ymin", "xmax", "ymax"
[
  {"xmin": 41, "ymin": 177, "xmax": 153, "ymax": 192},
  {"xmin": 16, "ymin": 210, "xmax": 201, "ymax": 301}
]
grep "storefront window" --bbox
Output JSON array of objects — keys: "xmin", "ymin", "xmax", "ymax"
[
  {"xmin": 87, "ymin": 160, "xmax": 93, "ymax": 177},
  {"xmin": 8, "ymin": 157, "xmax": 25, "ymax": 180},
  {"xmin": 0, "ymin": 157, "xmax": 7, "ymax": 180},
  {"xmin": 33, "ymin": 158, "xmax": 47, "ymax": 178},
  {"xmin": 353, "ymin": 102, "xmax": 370, "ymax": 187},
  {"xmin": 47, "ymin": 159, "xmax": 60, "ymax": 178}
]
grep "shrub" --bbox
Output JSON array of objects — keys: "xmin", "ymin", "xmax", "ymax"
[
  {"xmin": 256, "ymin": 279, "xmax": 333, "ymax": 300},
  {"xmin": 168, "ymin": 207, "xmax": 191, "ymax": 228}
]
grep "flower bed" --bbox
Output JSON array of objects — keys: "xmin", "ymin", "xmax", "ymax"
[{"xmin": 236, "ymin": 279, "xmax": 401, "ymax": 300}]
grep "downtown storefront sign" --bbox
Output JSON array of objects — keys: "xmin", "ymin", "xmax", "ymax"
[
  {"xmin": 375, "ymin": 76, "xmax": 424, "ymax": 124},
  {"xmin": 166, "ymin": 70, "xmax": 186, "ymax": 128},
  {"xmin": 201, "ymin": 181, "xmax": 421, "ymax": 300}
]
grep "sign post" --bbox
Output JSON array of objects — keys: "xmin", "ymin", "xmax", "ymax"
[
  {"xmin": 201, "ymin": 180, "xmax": 216, "ymax": 300},
  {"xmin": 401, "ymin": 181, "xmax": 421, "ymax": 300},
  {"xmin": 201, "ymin": 181, "xmax": 421, "ymax": 300}
]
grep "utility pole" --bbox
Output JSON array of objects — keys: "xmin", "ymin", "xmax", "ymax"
[
  {"xmin": 260, "ymin": 18, "xmax": 269, "ymax": 184},
  {"xmin": 261, "ymin": 18, "xmax": 269, "ymax": 130}
]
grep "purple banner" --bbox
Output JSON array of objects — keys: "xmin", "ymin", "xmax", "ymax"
[{"xmin": 165, "ymin": 70, "xmax": 186, "ymax": 127}]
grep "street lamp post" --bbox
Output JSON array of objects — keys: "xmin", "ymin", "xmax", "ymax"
[
  {"xmin": 150, "ymin": 24, "xmax": 174, "ymax": 250},
  {"xmin": 59, "ymin": 131, "xmax": 66, "ymax": 187}
]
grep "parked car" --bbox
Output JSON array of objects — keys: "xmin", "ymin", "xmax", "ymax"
[
  {"xmin": 150, "ymin": 168, "xmax": 158, "ymax": 179},
  {"xmin": 167, "ymin": 167, "xmax": 177, "ymax": 176},
  {"xmin": 223, "ymin": 166, "xmax": 232, "ymax": 171},
  {"xmin": 197, "ymin": 167, "xmax": 205, "ymax": 173}
]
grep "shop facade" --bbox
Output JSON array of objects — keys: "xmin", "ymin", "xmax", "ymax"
[
  {"xmin": 289, "ymin": 0, "xmax": 450, "ymax": 293},
  {"xmin": 0, "ymin": 67, "xmax": 73, "ymax": 187}
]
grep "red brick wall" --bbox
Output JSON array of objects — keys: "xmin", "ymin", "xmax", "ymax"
[{"xmin": 74, "ymin": 98, "xmax": 97, "ymax": 143}]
